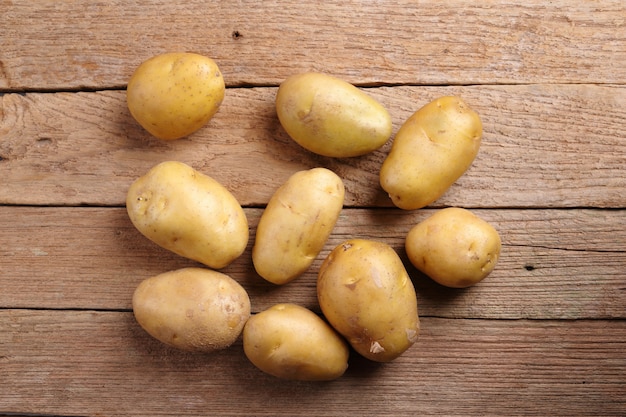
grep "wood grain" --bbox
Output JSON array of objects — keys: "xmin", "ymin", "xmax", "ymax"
[
  {"xmin": 1, "ymin": 1, "xmax": 625, "ymax": 90},
  {"xmin": 1, "ymin": 1, "xmax": 625, "ymax": 416},
  {"xmin": 1, "ymin": 84, "xmax": 624, "ymax": 207},
  {"xmin": 1, "ymin": 310, "xmax": 625, "ymax": 417},
  {"xmin": 1, "ymin": 206, "xmax": 624, "ymax": 319}
]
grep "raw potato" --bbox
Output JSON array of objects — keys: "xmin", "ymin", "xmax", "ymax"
[
  {"xmin": 276, "ymin": 72, "xmax": 392, "ymax": 157},
  {"xmin": 127, "ymin": 52, "xmax": 225, "ymax": 140},
  {"xmin": 252, "ymin": 168, "xmax": 345, "ymax": 285},
  {"xmin": 317, "ymin": 239, "xmax": 420, "ymax": 362},
  {"xmin": 126, "ymin": 161, "xmax": 248, "ymax": 269},
  {"xmin": 243, "ymin": 303, "xmax": 349, "ymax": 381},
  {"xmin": 380, "ymin": 96, "xmax": 483, "ymax": 210},
  {"xmin": 405, "ymin": 207, "xmax": 501, "ymax": 288},
  {"xmin": 132, "ymin": 267, "xmax": 251, "ymax": 352}
]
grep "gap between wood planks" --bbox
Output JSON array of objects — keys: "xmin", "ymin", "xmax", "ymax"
[{"xmin": 1, "ymin": 80, "xmax": 623, "ymax": 95}]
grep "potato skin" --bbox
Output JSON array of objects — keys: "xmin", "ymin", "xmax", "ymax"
[
  {"xmin": 126, "ymin": 161, "xmax": 248, "ymax": 269},
  {"xmin": 276, "ymin": 72, "xmax": 392, "ymax": 157},
  {"xmin": 127, "ymin": 52, "xmax": 225, "ymax": 140},
  {"xmin": 317, "ymin": 239, "xmax": 419, "ymax": 362},
  {"xmin": 380, "ymin": 96, "xmax": 482, "ymax": 210},
  {"xmin": 243, "ymin": 303, "xmax": 349, "ymax": 381},
  {"xmin": 405, "ymin": 207, "xmax": 501, "ymax": 288},
  {"xmin": 132, "ymin": 267, "xmax": 251, "ymax": 352},
  {"xmin": 252, "ymin": 168, "xmax": 345, "ymax": 285}
]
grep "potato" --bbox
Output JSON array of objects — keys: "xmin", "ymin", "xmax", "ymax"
[
  {"xmin": 275, "ymin": 72, "xmax": 392, "ymax": 157},
  {"xmin": 243, "ymin": 303, "xmax": 349, "ymax": 381},
  {"xmin": 405, "ymin": 207, "xmax": 501, "ymax": 288},
  {"xmin": 132, "ymin": 267, "xmax": 250, "ymax": 352},
  {"xmin": 252, "ymin": 168, "xmax": 345, "ymax": 285},
  {"xmin": 317, "ymin": 239, "xmax": 419, "ymax": 362},
  {"xmin": 126, "ymin": 161, "xmax": 248, "ymax": 269},
  {"xmin": 127, "ymin": 52, "xmax": 225, "ymax": 140},
  {"xmin": 380, "ymin": 96, "xmax": 482, "ymax": 210}
]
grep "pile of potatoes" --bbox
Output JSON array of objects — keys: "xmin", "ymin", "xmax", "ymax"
[{"xmin": 125, "ymin": 52, "xmax": 501, "ymax": 381}]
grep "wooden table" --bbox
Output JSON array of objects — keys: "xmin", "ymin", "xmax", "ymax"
[{"xmin": 1, "ymin": 1, "xmax": 625, "ymax": 416}]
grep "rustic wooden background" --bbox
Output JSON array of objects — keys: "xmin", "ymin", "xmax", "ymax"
[{"xmin": 1, "ymin": 1, "xmax": 625, "ymax": 416}]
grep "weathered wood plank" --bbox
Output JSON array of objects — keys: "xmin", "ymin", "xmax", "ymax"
[
  {"xmin": 1, "ymin": 84, "xmax": 624, "ymax": 208},
  {"xmin": 1, "ymin": 1, "xmax": 625, "ymax": 90},
  {"xmin": 1, "ymin": 206, "xmax": 624, "ymax": 319},
  {"xmin": 1, "ymin": 310, "xmax": 624, "ymax": 416},
  {"xmin": 2, "ymin": 1, "xmax": 624, "ymax": 416}
]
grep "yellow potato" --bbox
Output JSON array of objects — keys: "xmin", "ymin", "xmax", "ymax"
[
  {"xmin": 276, "ymin": 72, "xmax": 392, "ymax": 157},
  {"xmin": 405, "ymin": 207, "xmax": 501, "ymax": 288},
  {"xmin": 252, "ymin": 168, "xmax": 345, "ymax": 285},
  {"xmin": 243, "ymin": 303, "xmax": 349, "ymax": 381},
  {"xmin": 126, "ymin": 161, "xmax": 248, "ymax": 269},
  {"xmin": 132, "ymin": 267, "xmax": 250, "ymax": 352},
  {"xmin": 317, "ymin": 239, "xmax": 419, "ymax": 362},
  {"xmin": 380, "ymin": 96, "xmax": 482, "ymax": 210},
  {"xmin": 127, "ymin": 52, "xmax": 225, "ymax": 140}
]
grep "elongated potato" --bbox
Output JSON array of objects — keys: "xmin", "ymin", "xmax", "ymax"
[
  {"xmin": 276, "ymin": 72, "xmax": 392, "ymax": 157},
  {"xmin": 380, "ymin": 96, "xmax": 482, "ymax": 210},
  {"xmin": 132, "ymin": 267, "xmax": 251, "ymax": 352},
  {"xmin": 126, "ymin": 161, "xmax": 248, "ymax": 269},
  {"xmin": 243, "ymin": 303, "xmax": 349, "ymax": 381},
  {"xmin": 252, "ymin": 168, "xmax": 345, "ymax": 285},
  {"xmin": 317, "ymin": 239, "xmax": 420, "ymax": 362},
  {"xmin": 405, "ymin": 207, "xmax": 501, "ymax": 288}
]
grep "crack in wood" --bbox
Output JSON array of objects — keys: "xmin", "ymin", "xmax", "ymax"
[{"xmin": 509, "ymin": 243, "xmax": 625, "ymax": 254}]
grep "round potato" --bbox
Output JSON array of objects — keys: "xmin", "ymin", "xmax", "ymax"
[
  {"xmin": 276, "ymin": 72, "xmax": 392, "ymax": 157},
  {"xmin": 243, "ymin": 303, "xmax": 349, "ymax": 381},
  {"xmin": 127, "ymin": 52, "xmax": 225, "ymax": 140},
  {"xmin": 380, "ymin": 96, "xmax": 482, "ymax": 210},
  {"xmin": 132, "ymin": 267, "xmax": 251, "ymax": 352},
  {"xmin": 317, "ymin": 239, "xmax": 419, "ymax": 362},
  {"xmin": 252, "ymin": 167, "xmax": 345, "ymax": 285},
  {"xmin": 126, "ymin": 161, "xmax": 248, "ymax": 269},
  {"xmin": 405, "ymin": 207, "xmax": 501, "ymax": 288}
]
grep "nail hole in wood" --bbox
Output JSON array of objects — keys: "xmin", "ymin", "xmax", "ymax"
[{"xmin": 37, "ymin": 137, "xmax": 52, "ymax": 144}]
